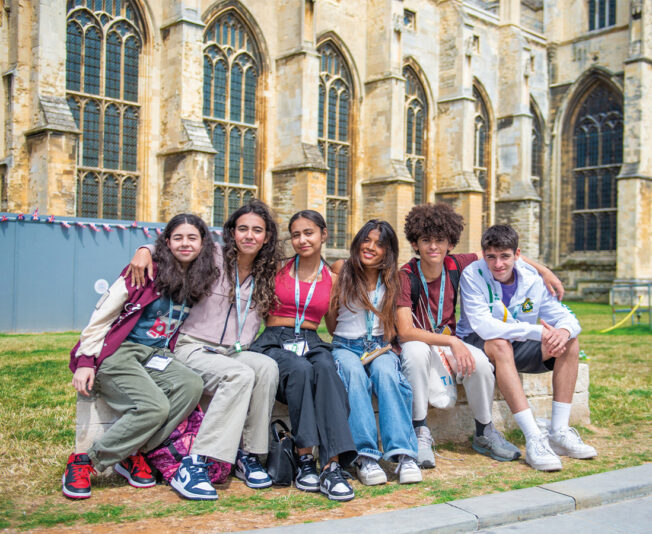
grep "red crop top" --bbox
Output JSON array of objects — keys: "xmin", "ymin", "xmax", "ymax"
[{"xmin": 270, "ymin": 259, "xmax": 332, "ymax": 324}]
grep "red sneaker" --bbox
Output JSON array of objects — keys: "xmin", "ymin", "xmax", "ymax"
[
  {"xmin": 114, "ymin": 453, "xmax": 156, "ymax": 488},
  {"xmin": 62, "ymin": 453, "xmax": 95, "ymax": 499}
]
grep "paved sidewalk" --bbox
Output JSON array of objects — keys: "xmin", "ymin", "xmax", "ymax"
[{"xmin": 228, "ymin": 464, "xmax": 652, "ymax": 534}]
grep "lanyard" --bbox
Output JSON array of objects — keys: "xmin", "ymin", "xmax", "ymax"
[
  {"xmin": 294, "ymin": 256, "xmax": 324, "ymax": 337},
  {"xmin": 365, "ymin": 273, "xmax": 382, "ymax": 342},
  {"xmin": 165, "ymin": 298, "xmax": 186, "ymax": 348},
  {"xmin": 235, "ymin": 265, "xmax": 254, "ymax": 347},
  {"xmin": 417, "ymin": 260, "xmax": 446, "ymax": 331}
]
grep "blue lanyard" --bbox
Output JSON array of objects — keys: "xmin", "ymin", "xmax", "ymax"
[
  {"xmin": 294, "ymin": 256, "xmax": 324, "ymax": 337},
  {"xmin": 365, "ymin": 273, "xmax": 382, "ymax": 342},
  {"xmin": 165, "ymin": 298, "xmax": 186, "ymax": 348},
  {"xmin": 417, "ymin": 260, "xmax": 446, "ymax": 331},
  {"xmin": 235, "ymin": 265, "xmax": 254, "ymax": 343}
]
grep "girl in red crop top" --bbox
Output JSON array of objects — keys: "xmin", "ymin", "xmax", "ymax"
[{"xmin": 249, "ymin": 210, "xmax": 356, "ymax": 501}]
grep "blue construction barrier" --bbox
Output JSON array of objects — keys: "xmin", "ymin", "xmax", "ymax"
[{"xmin": 0, "ymin": 213, "xmax": 222, "ymax": 333}]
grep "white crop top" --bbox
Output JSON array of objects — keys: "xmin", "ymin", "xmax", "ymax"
[{"xmin": 333, "ymin": 284, "xmax": 385, "ymax": 339}]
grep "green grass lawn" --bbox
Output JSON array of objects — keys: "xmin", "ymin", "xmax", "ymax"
[{"xmin": 0, "ymin": 302, "xmax": 650, "ymax": 531}]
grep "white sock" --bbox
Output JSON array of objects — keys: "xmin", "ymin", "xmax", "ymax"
[
  {"xmin": 551, "ymin": 401, "xmax": 572, "ymax": 433},
  {"xmin": 513, "ymin": 408, "xmax": 542, "ymax": 441}
]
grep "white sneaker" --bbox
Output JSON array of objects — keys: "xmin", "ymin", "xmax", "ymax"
[
  {"xmin": 355, "ymin": 456, "xmax": 387, "ymax": 486},
  {"xmin": 395, "ymin": 455, "xmax": 422, "ymax": 484},
  {"xmin": 525, "ymin": 434, "xmax": 562, "ymax": 471},
  {"xmin": 549, "ymin": 427, "xmax": 597, "ymax": 459},
  {"xmin": 415, "ymin": 426, "xmax": 435, "ymax": 468}
]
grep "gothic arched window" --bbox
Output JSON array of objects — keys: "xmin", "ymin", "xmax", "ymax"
[
  {"xmin": 473, "ymin": 86, "xmax": 491, "ymax": 231},
  {"xmin": 318, "ymin": 42, "xmax": 352, "ymax": 249},
  {"xmin": 572, "ymin": 84, "xmax": 621, "ymax": 251},
  {"xmin": 203, "ymin": 12, "xmax": 260, "ymax": 226},
  {"xmin": 531, "ymin": 102, "xmax": 544, "ymax": 195},
  {"xmin": 404, "ymin": 66, "xmax": 427, "ymax": 205},
  {"xmin": 66, "ymin": 0, "xmax": 143, "ymax": 220},
  {"xmin": 589, "ymin": 0, "xmax": 616, "ymax": 31}
]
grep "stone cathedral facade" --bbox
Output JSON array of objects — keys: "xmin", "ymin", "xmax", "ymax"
[{"xmin": 1, "ymin": 0, "xmax": 651, "ymax": 299}]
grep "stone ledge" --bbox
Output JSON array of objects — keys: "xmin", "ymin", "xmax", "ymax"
[{"xmin": 76, "ymin": 364, "xmax": 591, "ymax": 459}]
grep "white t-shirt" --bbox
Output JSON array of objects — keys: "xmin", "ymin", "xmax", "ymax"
[{"xmin": 333, "ymin": 284, "xmax": 385, "ymax": 339}]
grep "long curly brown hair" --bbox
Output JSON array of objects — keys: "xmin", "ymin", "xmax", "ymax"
[
  {"xmin": 330, "ymin": 220, "xmax": 401, "ymax": 341},
  {"xmin": 152, "ymin": 213, "xmax": 219, "ymax": 305},
  {"xmin": 222, "ymin": 200, "xmax": 283, "ymax": 317}
]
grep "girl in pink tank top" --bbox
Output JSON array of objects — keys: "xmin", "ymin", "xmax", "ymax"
[{"xmin": 249, "ymin": 210, "xmax": 356, "ymax": 501}]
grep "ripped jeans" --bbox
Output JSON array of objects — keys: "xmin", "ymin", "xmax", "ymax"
[{"xmin": 331, "ymin": 335, "xmax": 417, "ymax": 462}]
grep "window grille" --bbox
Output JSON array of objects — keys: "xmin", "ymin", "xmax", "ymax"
[
  {"xmin": 572, "ymin": 84, "xmax": 621, "ymax": 251},
  {"xmin": 531, "ymin": 103, "xmax": 543, "ymax": 195},
  {"xmin": 588, "ymin": 0, "xmax": 616, "ymax": 31},
  {"xmin": 404, "ymin": 67, "xmax": 427, "ymax": 205},
  {"xmin": 318, "ymin": 42, "xmax": 352, "ymax": 249},
  {"xmin": 66, "ymin": 0, "xmax": 142, "ymax": 219},
  {"xmin": 473, "ymin": 86, "xmax": 491, "ymax": 231},
  {"xmin": 203, "ymin": 12, "xmax": 260, "ymax": 227}
]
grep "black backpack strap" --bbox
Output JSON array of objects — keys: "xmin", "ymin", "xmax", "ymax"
[
  {"xmin": 445, "ymin": 255, "xmax": 461, "ymax": 311},
  {"xmin": 407, "ymin": 269, "xmax": 421, "ymax": 313}
]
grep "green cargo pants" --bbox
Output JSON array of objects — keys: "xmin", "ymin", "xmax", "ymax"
[{"xmin": 87, "ymin": 341, "xmax": 203, "ymax": 472}]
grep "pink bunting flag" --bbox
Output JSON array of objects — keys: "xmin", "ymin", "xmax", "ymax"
[
  {"xmin": 89, "ymin": 223, "xmax": 100, "ymax": 232},
  {"xmin": 76, "ymin": 221, "xmax": 86, "ymax": 228},
  {"xmin": 115, "ymin": 224, "xmax": 126, "ymax": 230},
  {"xmin": 17, "ymin": 213, "xmax": 25, "ymax": 220},
  {"xmin": 102, "ymin": 224, "xmax": 113, "ymax": 232},
  {"xmin": 142, "ymin": 226, "xmax": 151, "ymax": 238},
  {"xmin": 155, "ymin": 228, "xmax": 162, "ymax": 235},
  {"xmin": 131, "ymin": 221, "xmax": 138, "ymax": 228},
  {"xmin": 60, "ymin": 221, "xmax": 71, "ymax": 229},
  {"xmin": 31, "ymin": 208, "xmax": 39, "ymax": 221},
  {"xmin": 1, "ymin": 215, "xmax": 8, "ymax": 222},
  {"xmin": 47, "ymin": 215, "xmax": 55, "ymax": 223}
]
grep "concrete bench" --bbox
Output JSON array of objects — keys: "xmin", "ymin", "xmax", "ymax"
[{"xmin": 76, "ymin": 364, "xmax": 590, "ymax": 466}]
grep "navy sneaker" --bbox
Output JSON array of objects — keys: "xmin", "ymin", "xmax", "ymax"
[
  {"xmin": 295, "ymin": 454, "xmax": 319, "ymax": 492},
  {"xmin": 235, "ymin": 450, "xmax": 273, "ymax": 489},
  {"xmin": 62, "ymin": 453, "xmax": 96, "ymax": 499},
  {"xmin": 319, "ymin": 462, "xmax": 354, "ymax": 501},
  {"xmin": 170, "ymin": 455, "xmax": 218, "ymax": 500},
  {"xmin": 114, "ymin": 453, "xmax": 156, "ymax": 488}
]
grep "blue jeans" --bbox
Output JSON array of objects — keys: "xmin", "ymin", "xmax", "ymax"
[{"xmin": 331, "ymin": 335, "xmax": 417, "ymax": 462}]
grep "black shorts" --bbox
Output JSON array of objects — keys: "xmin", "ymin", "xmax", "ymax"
[{"xmin": 462, "ymin": 332, "xmax": 555, "ymax": 374}]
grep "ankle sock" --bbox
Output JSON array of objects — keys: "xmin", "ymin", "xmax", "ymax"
[
  {"xmin": 413, "ymin": 418, "xmax": 427, "ymax": 429},
  {"xmin": 475, "ymin": 420, "xmax": 489, "ymax": 437},
  {"xmin": 551, "ymin": 401, "xmax": 572, "ymax": 433},
  {"xmin": 513, "ymin": 408, "xmax": 542, "ymax": 441}
]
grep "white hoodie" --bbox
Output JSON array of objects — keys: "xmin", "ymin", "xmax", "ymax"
[{"xmin": 456, "ymin": 258, "xmax": 581, "ymax": 342}]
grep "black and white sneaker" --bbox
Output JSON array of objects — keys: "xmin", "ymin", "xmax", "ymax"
[
  {"xmin": 295, "ymin": 454, "xmax": 319, "ymax": 492},
  {"xmin": 319, "ymin": 462, "xmax": 354, "ymax": 501}
]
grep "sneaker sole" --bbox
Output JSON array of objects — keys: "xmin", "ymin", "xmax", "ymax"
[
  {"xmin": 114, "ymin": 463, "xmax": 156, "ymax": 488},
  {"xmin": 356, "ymin": 472, "xmax": 387, "ymax": 486},
  {"xmin": 295, "ymin": 480, "xmax": 320, "ymax": 492},
  {"xmin": 550, "ymin": 446, "xmax": 597, "ymax": 460},
  {"xmin": 234, "ymin": 469, "xmax": 273, "ymax": 489},
  {"xmin": 320, "ymin": 486, "xmax": 355, "ymax": 501},
  {"xmin": 170, "ymin": 477, "xmax": 219, "ymax": 500},
  {"xmin": 525, "ymin": 454, "xmax": 562, "ymax": 471},
  {"xmin": 417, "ymin": 452, "xmax": 435, "ymax": 469},
  {"xmin": 61, "ymin": 474, "xmax": 91, "ymax": 499},
  {"xmin": 472, "ymin": 442, "xmax": 521, "ymax": 462},
  {"xmin": 399, "ymin": 473, "xmax": 423, "ymax": 484}
]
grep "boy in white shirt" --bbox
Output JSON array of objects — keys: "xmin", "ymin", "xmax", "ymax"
[{"xmin": 457, "ymin": 225, "xmax": 597, "ymax": 471}]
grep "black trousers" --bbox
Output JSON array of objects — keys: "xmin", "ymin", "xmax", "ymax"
[{"xmin": 250, "ymin": 326, "xmax": 357, "ymax": 467}]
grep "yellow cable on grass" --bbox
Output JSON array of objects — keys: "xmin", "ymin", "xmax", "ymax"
[{"xmin": 600, "ymin": 295, "xmax": 643, "ymax": 333}]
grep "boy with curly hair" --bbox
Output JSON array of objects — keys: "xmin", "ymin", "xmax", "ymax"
[{"xmin": 396, "ymin": 203, "xmax": 563, "ymax": 468}]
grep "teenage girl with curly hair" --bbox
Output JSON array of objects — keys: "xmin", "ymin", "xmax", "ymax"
[
  {"xmin": 128, "ymin": 200, "xmax": 283, "ymax": 496},
  {"xmin": 63, "ymin": 214, "xmax": 214, "ymax": 500}
]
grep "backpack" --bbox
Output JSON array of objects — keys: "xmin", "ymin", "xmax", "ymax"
[
  {"xmin": 405, "ymin": 255, "xmax": 461, "ymax": 327},
  {"xmin": 146, "ymin": 406, "xmax": 231, "ymax": 484}
]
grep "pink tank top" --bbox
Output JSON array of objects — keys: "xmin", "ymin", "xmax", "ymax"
[{"xmin": 270, "ymin": 259, "xmax": 332, "ymax": 324}]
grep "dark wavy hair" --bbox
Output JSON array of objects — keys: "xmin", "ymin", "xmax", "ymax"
[
  {"xmin": 481, "ymin": 224, "xmax": 519, "ymax": 253},
  {"xmin": 222, "ymin": 200, "xmax": 283, "ymax": 317},
  {"xmin": 152, "ymin": 213, "xmax": 218, "ymax": 305},
  {"xmin": 330, "ymin": 220, "xmax": 401, "ymax": 341},
  {"xmin": 404, "ymin": 202, "xmax": 465, "ymax": 248}
]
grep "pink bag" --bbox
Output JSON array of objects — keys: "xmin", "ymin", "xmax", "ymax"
[{"xmin": 146, "ymin": 406, "xmax": 231, "ymax": 484}]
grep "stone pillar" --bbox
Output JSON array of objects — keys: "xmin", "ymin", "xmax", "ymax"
[
  {"xmin": 494, "ymin": 6, "xmax": 541, "ymax": 258},
  {"xmin": 158, "ymin": 1, "xmax": 215, "ymax": 223},
  {"xmin": 23, "ymin": 1, "xmax": 79, "ymax": 216},
  {"xmin": 271, "ymin": 1, "xmax": 327, "ymax": 228},
  {"xmin": 434, "ymin": 1, "xmax": 481, "ymax": 253},
  {"xmin": 615, "ymin": 1, "xmax": 652, "ymax": 300},
  {"xmin": 360, "ymin": 0, "xmax": 413, "ymax": 260}
]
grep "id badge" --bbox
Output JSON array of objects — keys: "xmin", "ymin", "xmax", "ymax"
[
  {"xmin": 283, "ymin": 340, "xmax": 308, "ymax": 356},
  {"xmin": 145, "ymin": 354, "xmax": 172, "ymax": 371}
]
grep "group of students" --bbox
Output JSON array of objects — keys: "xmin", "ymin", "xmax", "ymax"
[{"xmin": 62, "ymin": 200, "xmax": 597, "ymax": 503}]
